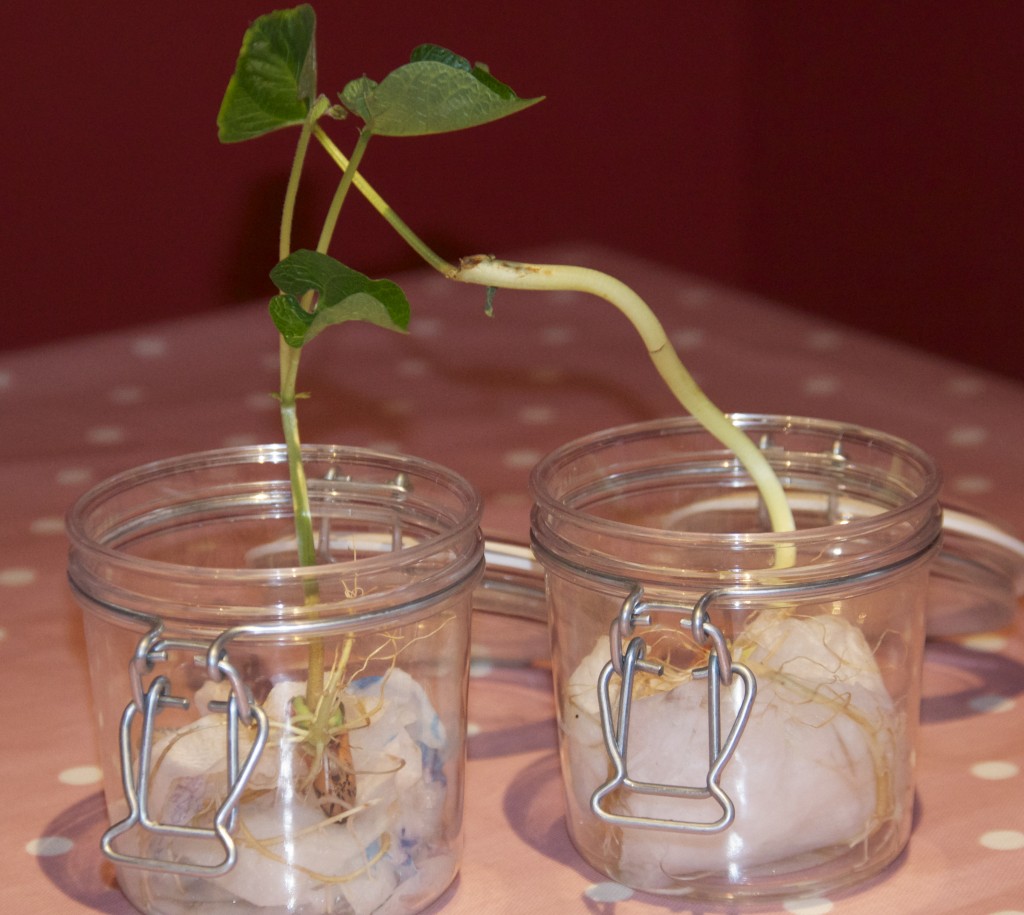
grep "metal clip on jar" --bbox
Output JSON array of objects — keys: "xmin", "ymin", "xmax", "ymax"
[
  {"xmin": 530, "ymin": 415, "xmax": 943, "ymax": 901},
  {"xmin": 67, "ymin": 445, "xmax": 483, "ymax": 915}
]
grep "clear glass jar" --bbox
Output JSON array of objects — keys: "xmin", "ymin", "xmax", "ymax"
[
  {"xmin": 530, "ymin": 415, "xmax": 942, "ymax": 902},
  {"xmin": 67, "ymin": 444, "xmax": 483, "ymax": 915}
]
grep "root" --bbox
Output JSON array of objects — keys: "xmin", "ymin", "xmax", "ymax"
[{"xmin": 236, "ymin": 815, "xmax": 392, "ymax": 884}]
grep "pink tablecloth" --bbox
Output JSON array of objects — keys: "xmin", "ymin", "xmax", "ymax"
[{"xmin": 2, "ymin": 244, "xmax": 1022, "ymax": 913}]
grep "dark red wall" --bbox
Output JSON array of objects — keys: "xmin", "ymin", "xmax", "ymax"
[
  {"xmin": 741, "ymin": 3, "xmax": 1024, "ymax": 377},
  {"xmin": 5, "ymin": 2, "xmax": 1022, "ymax": 379}
]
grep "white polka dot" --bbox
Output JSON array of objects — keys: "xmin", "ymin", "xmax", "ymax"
[
  {"xmin": 0, "ymin": 568, "xmax": 36, "ymax": 587},
  {"xmin": 382, "ymin": 399, "xmax": 413, "ymax": 417},
  {"xmin": 260, "ymin": 352, "xmax": 279, "ymax": 371},
  {"xmin": 0, "ymin": 369, "xmax": 12, "ymax": 390},
  {"xmin": 802, "ymin": 375, "xmax": 840, "ymax": 396},
  {"xmin": 784, "ymin": 900, "xmax": 833, "ymax": 915},
  {"xmin": 980, "ymin": 830, "xmax": 1024, "ymax": 851},
  {"xmin": 412, "ymin": 316, "xmax": 442, "ymax": 337},
  {"xmin": 518, "ymin": 405, "xmax": 555, "ymax": 425},
  {"xmin": 806, "ymin": 330, "xmax": 843, "ymax": 351},
  {"xmin": 502, "ymin": 449, "xmax": 542, "ymax": 470},
  {"xmin": 396, "ymin": 358, "xmax": 429, "ymax": 377},
  {"xmin": 960, "ymin": 633, "xmax": 1009, "ymax": 653},
  {"xmin": 413, "ymin": 275, "xmax": 447, "ymax": 299},
  {"xmin": 30, "ymin": 516, "xmax": 65, "ymax": 535},
  {"xmin": 946, "ymin": 375, "xmax": 985, "ymax": 396},
  {"xmin": 466, "ymin": 721, "xmax": 482, "ymax": 737},
  {"xmin": 782, "ymin": 900, "xmax": 831, "ymax": 915},
  {"xmin": 548, "ymin": 290, "xmax": 581, "ymax": 305},
  {"xmin": 245, "ymin": 392, "xmax": 278, "ymax": 411},
  {"xmin": 969, "ymin": 694, "xmax": 1016, "ymax": 714},
  {"xmin": 670, "ymin": 327, "xmax": 704, "ymax": 350},
  {"xmin": 58, "ymin": 765, "xmax": 103, "ymax": 786},
  {"xmin": 540, "ymin": 326, "xmax": 574, "ymax": 346},
  {"xmin": 0, "ymin": 627, "xmax": 7, "ymax": 641},
  {"xmin": 56, "ymin": 467, "xmax": 93, "ymax": 486},
  {"xmin": 86, "ymin": 425, "xmax": 126, "ymax": 445},
  {"xmin": 584, "ymin": 882, "xmax": 634, "ymax": 903},
  {"xmin": 469, "ymin": 659, "xmax": 494, "ymax": 678},
  {"xmin": 130, "ymin": 336, "xmax": 167, "ymax": 358},
  {"xmin": 26, "ymin": 836, "xmax": 74, "ymax": 857},
  {"xmin": 366, "ymin": 440, "xmax": 401, "ymax": 454},
  {"xmin": 971, "ymin": 761, "xmax": 1019, "ymax": 780},
  {"xmin": 953, "ymin": 475, "xmax": 994, "ymax": 495},
  {"xmin": 108, "ymin": 385, "xmax": 145, "ymax": 405},
  {"xmin": 676, "ymin": 287, "xmax": 712, "ymax": 308},
  {"xmin": 946, "ymin": 426, "xmax": 988, "ymax": 447}
]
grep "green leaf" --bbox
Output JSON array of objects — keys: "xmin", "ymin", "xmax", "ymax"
[
  {"xmin": 339, "ymin": 44, "xmax": 542, "ymax": 137},
  {"xmin": 217, "ymin": 4, "xmax": 318, "ymax": 143},
  {"xmin": 467, "ymin": 62, "xmax": 518, "ymax": 101},
  {"xmin": 409, "ymin": 45, "xmax": 472, "ymax": 71},
  {"xmin": 269, "ymin": 294, "xmax": 314, "ymax": 347},
  {"xmin": 270, "ymin": 250, "xmax": 410, "ymax": 348},
  {"xmin": 337, "ymin": 75, "xmax": 376, "ymax": 125}
]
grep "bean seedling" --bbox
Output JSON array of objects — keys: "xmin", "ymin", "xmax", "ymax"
[{"xmin": 216, "ymin": 4, "xmax": 796, "ymax": 620}]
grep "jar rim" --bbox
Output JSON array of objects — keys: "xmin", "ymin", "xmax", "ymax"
[
  {"xmin": 66, "ymin": 443, "xmax": 483, "ymax": 600},
  {"xmin": 530, "ymin": 414, "xmax": 942, "ymax": 550}
]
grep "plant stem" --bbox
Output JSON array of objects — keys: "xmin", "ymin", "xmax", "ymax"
[
  {"xmin": 276, "ymin": 112, "xmax": 332, "ymax": 710},
  {"xmin": 281, "ymin": 118, "xmax": 314, "ymax": 261},
  {"xmin": 279, "ymin": 119, "xmax": 408, "ymax": 707},
  {"xmin": 313, "ymin": 126, "xmax": 455, "ymax": 276},
  {"xmin": 311, "ymin": 130, "xmax": 797, "ymax": 559},
  {"xmin": 454, "ymin": 257, "xmax": 797, "ymax": 555},
  {"xmin": 279, "ymin": 362, "xmax": 318, "ymax": 566},
  {"xmin": 278, "ymin": 361, "xmax": 325, "ymax": 710},
  {"xmin": 316, "ymin": 129, "xmax": 372, "ymax": 254}
]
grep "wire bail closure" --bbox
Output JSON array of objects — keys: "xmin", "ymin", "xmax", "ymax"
[
  {"xmin": 592, "ymin": 585, "xmax": 756, "ymax": 834},
  {"xmin": 101, "ymin": 626, "xmax": 270, "ymax": 877}
]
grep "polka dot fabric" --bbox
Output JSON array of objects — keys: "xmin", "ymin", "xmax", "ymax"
[{"xmin": 2, "ymin": 245, "xmax": 1022, "ymax": 913}]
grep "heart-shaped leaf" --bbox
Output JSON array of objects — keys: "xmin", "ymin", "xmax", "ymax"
[
  {"xmin": 338, "ymin": 75, "xmax": 375, "ymax": 125},
  {"xmin": 217, "ymin": 4, "xmax": 318, "ymax": 143},
  {"xmin": 339, "ymin": 44, "xmax": 542, "ymax": 137},
  {"xmin": 270, "ymin": 250, "xmax": 410, "ymax": 348}
]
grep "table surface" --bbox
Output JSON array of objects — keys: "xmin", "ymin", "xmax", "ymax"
[{"xmin": 3, "ymin": 244, "xmax": 1023, "ymax": 914}]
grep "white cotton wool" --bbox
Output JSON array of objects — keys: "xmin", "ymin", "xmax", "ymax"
[
  {"xmin": 208, "ymin": 801, "xmax": 400, "ymax": 911},
  {"xmin": 342, "ymin": 669, "xmax": 450, "ymax": 869},
  {"xmin": 563, "ymin": 612, "xmax": 898, "ymax": 890},
  {"xmin": 138, "ymin": 667, "xmax": 452, "ymax": 913}
]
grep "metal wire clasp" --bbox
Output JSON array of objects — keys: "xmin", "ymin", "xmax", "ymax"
[
  {"xmin": 592, "ymin": 585, "xmax": 756, "ymax": 833},
  {"xmin": 101, "ymin": 626, "xmax": 269, "ymax": 876}
]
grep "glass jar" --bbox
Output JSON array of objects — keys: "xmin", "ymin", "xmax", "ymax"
[
  {"xmin": 530, "ymin": 415, "xmax": 942, "ymax": 902},
  {"xmin": 67, "ymin": 444, "xmax": 483, "ymax": 915}
]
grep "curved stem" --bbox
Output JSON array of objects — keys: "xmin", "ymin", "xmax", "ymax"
[
  {"xmin": 316, "ymin": 129, "xmax": 372, "ymax": 254},
  {"xmin": 281, "ymin": 118, "xmax": 315, "ymax": 261},
  {"xmin": 312, "ymin": 128, "xmax": 797, "ymax": 564},
  {"xmin": 454, "ymin": 258, "xmax": 796, "ymax": 553},
  {"xmin": 313, "ymin": 126, "xmax": 455, "ymax": 275}
]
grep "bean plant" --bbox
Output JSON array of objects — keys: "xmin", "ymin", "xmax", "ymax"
[{"xmin": 217, "ymin": 4, "xmax": 795, "ymax": 715}]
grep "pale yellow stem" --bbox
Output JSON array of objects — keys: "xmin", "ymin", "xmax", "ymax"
[{"xmin": 453, "ymin": 256, "xmax": 797, "ymax": 565}]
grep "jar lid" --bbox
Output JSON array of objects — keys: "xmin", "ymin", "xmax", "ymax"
[{"xmin": 477, "ymin": 506, "xmax": 1024, "ymax": 637}]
